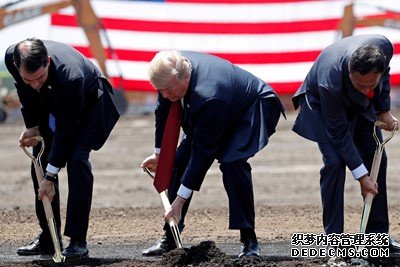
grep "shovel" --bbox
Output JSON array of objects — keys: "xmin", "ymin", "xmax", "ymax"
[
  {"xmin": 143, "ymin": 167, "xmax": 183, "ymax": 249},
  {"xmin": 359, "ymin": 121, "xmax": 397, "ymax": 233},
  {"xmin": 20, "ymin": 136, "xmax": 65, "ymax": 263}
]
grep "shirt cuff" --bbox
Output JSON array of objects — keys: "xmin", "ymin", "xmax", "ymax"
[
  {"xmin": 154, "ymin": 147, "xmax": 160, "ymax": 154},
  {"xmin": 177, "ymin": 184, "xmax": 193, "ymax": 199},
  {"xmin": 352, "ymin": 164, "xmax": 368, "ymax": 180},
  {"xmin": 46, "ymin": 164, "xmax": 61, "ymax": 175}
]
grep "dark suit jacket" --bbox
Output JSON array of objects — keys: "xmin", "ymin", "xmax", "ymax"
[
  {"xmin": 292, "ymin": 34, "xmax": 393, "ymax": 171},
  {"xmin": 155, "ymin": 51, "xmax": 285, "ymax": 190},
  {"xmin": 5, "ymin": 40, "xmax": 120, "ymax": 168}
]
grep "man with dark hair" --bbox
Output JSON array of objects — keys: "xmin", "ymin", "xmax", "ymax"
[
  {"xmin": 5, "ymin": 38, "xmax": 120, "ymax": 260},
  {"xmin": 292, "ymin": 34, "xmax": 399, "ymax": 250}
]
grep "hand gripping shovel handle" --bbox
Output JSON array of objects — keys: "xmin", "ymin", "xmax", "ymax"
[
  {"xmin": 143, "ymin": 167, "xmax": 183, "ymax": 248},
  {"xmin": 359, "ymin": 121, "xmax": 397, "ymax": 233},
  {"xmin": 20, "ymin": 136, "xmax": 65, "ymax": 263}
]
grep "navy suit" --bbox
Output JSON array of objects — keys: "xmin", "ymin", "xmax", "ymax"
[
  {"xmin": 292, "ymin": 34, "xmax": 393, "ymax": 234},
  {"xmin": 156, "ymin": 51, "xmax": 285, "ymax": 232},
  {"xmin": 5, "ymin": 40, "xmax": 120, "ymax": 242}
]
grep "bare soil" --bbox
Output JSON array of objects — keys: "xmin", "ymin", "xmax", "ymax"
[{"xmin": 1, "ymin": 107, "xmax": 400, "ymax": 266}]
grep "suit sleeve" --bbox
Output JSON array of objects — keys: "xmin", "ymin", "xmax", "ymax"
[
  {"xmin": 319, "ymin": 85, "xmax": 364, "ymax": 172},
  {"xmin": 48, "ymin": 77, "xmax": 85, "ymax": 167},
  {"xmin": 181, "ymin": 98, "xmax": 229, "ymax": 190}
]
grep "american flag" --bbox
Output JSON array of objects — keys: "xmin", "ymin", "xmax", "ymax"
[{"xmin": 49, "ymin": 0, "xmax": 400, "ymax": 95}]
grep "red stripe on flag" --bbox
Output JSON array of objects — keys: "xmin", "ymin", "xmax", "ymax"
[
  {"xmin": 391, "ymin": 73, "xmax": 400, "ymax": 85},
  {"xmin": 394, "ymin": 43, "xmax": 400, "ymax": 54},
  {"xmin": 51, "ymin": 14, "xmax": 341, "ymax": 34}
]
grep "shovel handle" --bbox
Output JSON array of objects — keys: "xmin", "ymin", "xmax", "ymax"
[
  {"xmin": 20, "ymin": 136, "xmax": 45, "ymax": 163},
  {"xmin": 21, "ymin": 135, "xmax": 42, "ymax": 144}
]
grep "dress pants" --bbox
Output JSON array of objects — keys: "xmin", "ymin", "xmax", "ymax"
[
  {"xmin": 318, "ymin": 115, "xmax": 388, "ymax": 234},
  {"xmin": 220, "ymin": 159, "xmax": 255, "ymax": 229},
  {"xmin": 64, "ymin": 141, "xmax": 94, "ymax": 242}
]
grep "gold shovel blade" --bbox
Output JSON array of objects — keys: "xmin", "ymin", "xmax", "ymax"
[
  {"xmin": 359, "ymin": 204, "xmax": 371, "ymax": 234},
  {"xmin": 170, "ymin": 221, "xmax": 183, "ymax": 248},
  {"xmin": 48, "ymin": 218, "xmax": 65, "ymax": 263}
]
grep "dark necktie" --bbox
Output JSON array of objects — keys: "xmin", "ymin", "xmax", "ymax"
[{"xmin": 154, "ymin": 101, "xmax": 182, "ymax": 193}]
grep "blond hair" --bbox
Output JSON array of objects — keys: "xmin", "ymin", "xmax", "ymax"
[{"xmin": 148, "ymin": 50, "xmax": 191, "ymax": 89}]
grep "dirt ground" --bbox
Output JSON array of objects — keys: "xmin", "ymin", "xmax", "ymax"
[{"xmin": 1, "ymin": 105, "xmax": 400, "ymax": 266}]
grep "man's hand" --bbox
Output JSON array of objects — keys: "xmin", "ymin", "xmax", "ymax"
[
  {"xmin": 376, "ymin": 111, "xmax": 399, "ymax": 131},
  {"xmin": 19, "ymin": 127, "xmax": 40, "ymax": 147},
  {"xmin": 38, "ymin": 179, "xmax": 56, "ymax": 202},
  {"xmin": 141, "ymin": 153, "xmax": 159, "ymax": 173},
  {"xmin": 358, "ymin": 175, "xmax": 378, "ymax": 197},
  {"xmin": 164, "ymin": 196, "xmax": 186, "ymax": 225}
]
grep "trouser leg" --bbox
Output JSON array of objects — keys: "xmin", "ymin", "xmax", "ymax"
[
  {"xmin": 64, "ymin": 142, "xmax": 93, "ymax": 242},
  {"xmin": 220, "ymin": 159, "xmax": 255, "ymax": 230},
  {"xmin": 318, "ymin": 143, "xmax": 346, "ymax": 234}
]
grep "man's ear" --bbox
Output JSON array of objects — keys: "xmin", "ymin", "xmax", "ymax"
[{"xmin": 13, "ymin": 61, "xmax": 20, "ymax": 73}]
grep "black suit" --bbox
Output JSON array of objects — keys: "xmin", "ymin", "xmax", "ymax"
[
  {"xmin": 292, "ymin": 34, "xmax": 393, "ymax": 234},
  {"xmin": 155, "ymin": 51, "xmax": 285, "ymax": 233},
  {"xmin": 5, "ymin": 40, "xmax": 120, "ymax": 242}
]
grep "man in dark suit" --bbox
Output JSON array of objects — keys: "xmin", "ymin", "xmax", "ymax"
[
  {"xmin": 141, "ymin": 50, "xmax": 285, "ymax": 258},
  {"xmin": 5, "ymin": 38, "xmax": 120, "ymax": 259},
  {"xmin": 292, "ymin": 34, "xmax": 399, "ymax": 250}
]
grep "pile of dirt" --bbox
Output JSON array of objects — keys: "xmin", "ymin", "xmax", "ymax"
[
  {"xmin": 162, "ymin": 241, "xmax": 226, "ymax": 266},
  {"xmin": 161, "ymin": 241, "xmax": 326, "ymax": 267}
]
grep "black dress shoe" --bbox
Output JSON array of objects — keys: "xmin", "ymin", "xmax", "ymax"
[
  {"xmin": 17, "ymin": 236, "xmax": 58, "ymax": 256},
  {"xmin": 142, "ymin": 236, "xmax": 177, "ymax": 256},
  {"xmin": 389, "ymin": 236, "xmax": 400, "ymax": 253},
  {"xmin": 238, "ymin": 240, "xmax": 260, "ymax": 258},
  {"xmin": 62, "ymin": 240, "xmax": 89, "ymax": 260}
]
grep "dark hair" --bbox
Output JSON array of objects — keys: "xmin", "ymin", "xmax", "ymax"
[
  {"xmin": 349, "ymin": 44, "xmax": 386, "ymax": 75},
  {"xmin": 13, "ymin": 38, "xmax": 48, "ymax": 73}
]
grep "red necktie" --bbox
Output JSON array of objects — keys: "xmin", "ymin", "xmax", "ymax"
[{"xmin": 154, "ymin": 102, "xmax": 182, "ymax": 193}]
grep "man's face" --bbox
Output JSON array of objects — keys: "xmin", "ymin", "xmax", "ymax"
[
  {"xmin": 157, "ymin": 76, "xmax": 188, "ymax": 102},
  {"xmin": 18, "ymin": 57, "xmax": 50, "ymax": 91},
  {"xmin": 349, "ymin": 70, "xmax": 381, "ymax": 96}
]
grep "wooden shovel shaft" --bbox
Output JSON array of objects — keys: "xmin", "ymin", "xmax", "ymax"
[
  {"xmin": 363, "ymin": 149, "xmax": 382, "ymax": 206},
  {"xmin": 359, "ymin": 149, "xmax": 381, "ymax": 233},
  {"xmin": 33, "ymin": 162, "xmax": 55, "ymax": 219}
]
